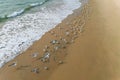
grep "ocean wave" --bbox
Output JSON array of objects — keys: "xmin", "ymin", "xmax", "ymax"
[
  {"xmin": 7, "ymin": 9, "xmax": 25, "ymax": 18},
  {"xmin": 0, "ymin": 0, "xmax": 49, "ymax": 21},
  {"xmin": 0, "ymin": 0, "xmax": 81, "ymax": 68}
]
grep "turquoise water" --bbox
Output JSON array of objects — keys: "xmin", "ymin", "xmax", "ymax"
[{"xmin": 0, "ymin": 0, "xmax": 48, "ymax": 19}]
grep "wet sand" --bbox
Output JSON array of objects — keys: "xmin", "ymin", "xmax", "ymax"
[{"xmin": 0, "ymin": 0, "xmax": 120, "ymax": 80}]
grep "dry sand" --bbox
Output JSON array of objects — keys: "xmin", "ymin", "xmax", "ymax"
[{"xmin": 0, "ymin": 0, "xmax": 120, "ymax": 80}]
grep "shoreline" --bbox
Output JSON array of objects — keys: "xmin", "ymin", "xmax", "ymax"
[
  {"xmin": 1, "ymin": 0, "xmax": 120, "ymax": 80},
  {"xmin": 0, "ymin": 0, "xmax": 81, "ymax": 68},
  {"xmin": 0, "ymin": 1, "xmax": 90, "ymax": 80}
]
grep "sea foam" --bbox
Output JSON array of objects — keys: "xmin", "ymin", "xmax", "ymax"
[{"xmin": 0, "ymin": 0, "xmax": 81, "ymax": 68}]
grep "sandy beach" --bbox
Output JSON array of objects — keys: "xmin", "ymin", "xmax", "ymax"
[{"xmin": 0, "ymin": 0, "xmax": 120, "ymax": 80}]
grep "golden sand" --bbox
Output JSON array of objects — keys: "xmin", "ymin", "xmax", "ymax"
[
  {"xmin": 0, "ymin": 0, "xmax": 120, "ymax": 80},
  {"xmin": 48, "ymin": 0, "xmax": 120, "ymax": 80}
]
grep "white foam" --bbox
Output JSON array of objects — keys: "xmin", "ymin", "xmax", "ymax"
[
  {"xmin": 7, "ymin": 9, "xmax": 25, "ymax": 18},
  {"xmin": 0, "ymin": 0, "xmax": 81, "ymax": 68},
  {"xmin": 29, "ymin": 3, "xmax": 40, "ymax": 7}
]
